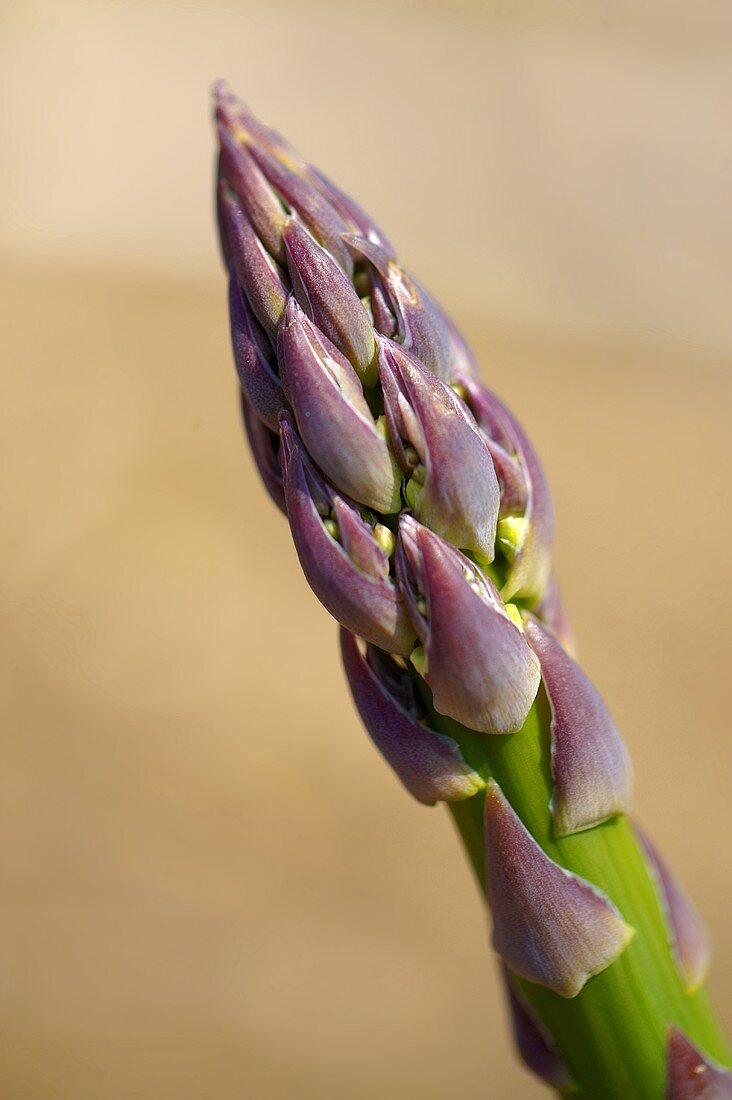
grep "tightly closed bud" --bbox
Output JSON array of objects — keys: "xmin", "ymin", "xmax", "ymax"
[
  {"xmin": 368, "ymin": 271, "xmax": 398, "ymax": 338},
  {"xmin": 340, "ymin": 629, "xmax": 484, "ymax": 804},
  {"xmin": 278, "ymin": 297, "xmax": 400, "ymax": 513},
  {"xmin": 218, "ymin": 123, "xmax": 288, "ymax": 265},
  {"xmin": 396, "ymin": 517, "xmax": 540, "ymax": 734},
  {"xmin": 219, "ymin": 183, "xmax": 289, "ymax": 340},
  {"xmin": 502, "ymin": 969, "xmax": 573, "ymax": 1092},
  {"xmin": 214, "ymin": 80, "xmax": 302, "ymax": 172},
  {"xmin": 523, "ymin": 615, "xmax": 633, "ymax": 837},
  {"xmin": 666, "ymin": 1029, "xmax": 732, "ymax": 1099},
  {"xmin": 216, "ymin": 81, "xmax": 386, "ymax": 269},
  {"xmin": 310, "ymin": 167, "xmax": 394, "ymax": 252},
  {"xmin": 635, "ymin": 824, "xmax": 711, "ymax": 994},
  {"xmin": 284, "ymin": 220, "xmax": 376, "ymax": 385},
  {"xmin": 379, "ymin": 339, "xmax": 499, "ymax": 562},
  {"xmin": 239, "ymin": 391, "xmax": 286, "ymax": 513},
  {"xmin": 280, "ymin": 416, "xmax": 413, "ymax": 655},
  {"xmin": 247, "ymin": 142, "xmax": 354, "ymax": 276},
  {"xmin": 228, "ymin": 273, "xmax": 287, "ymax": 431},
  {"xmin": 347, "ymin": 235, "xmax": 457, "ymax": 382},
  {"xmin": 484, "ymin": 780, "xmax": 634, "ymax": 998},
  {"xmin": 461, "ymin": 375, "xmax": 553, "ymax": 605}
]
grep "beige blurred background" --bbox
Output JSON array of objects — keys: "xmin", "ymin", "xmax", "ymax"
[{"xmin": 2, "ymin": 2, "xmax": 731, "ymax": 1097}]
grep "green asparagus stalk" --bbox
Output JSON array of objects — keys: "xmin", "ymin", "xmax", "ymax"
[{"xmin": 212, "ymin": 81, "xmax": 731, "ymax": 1098}]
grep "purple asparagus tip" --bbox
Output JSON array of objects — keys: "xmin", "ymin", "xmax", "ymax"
[
  {"xmin": 340, "ymin": 629, "xmax": 484, "ymax": 805},
  {"xmin": 502, "ymin": 968, "xmax": 573, "ymax": 1091},
  {"xmin": 666, "ymin": 1028, "xmax": 732, "ymax": 1099},
  {"xmin": 239, "ymin": 391, "xmax": 286, "ymax": 514},
  {"xmin": 283, "ymin": 219, "xmax": 376, "ymax": 383},
  {"xmin": 219, "ymin": 183, "xmax": 289, "ymax": 340},
  {"xmin": 524, "ymin": 614, "xmax": 633, "ymax": 837},
  {"xmin": 278, "ymin": 297, "xmax": 400, "ymax": 514},
  {"xmin": 279, "ymin": 414, "xmax": 414, "ymax": 655},
  {"xmin": 396, "ymin": 518, "xmax": 540, "ymax": 735},
  {"xmin": 635, "ymin": 824, "xmax": 711, "ymax": 994},
  {"xmin": 345, "ymin": 235, "xmax": 460, "ymax": 382},
  {"xmin": 461, "ymin": 376, "xmax": 554, "ymax": 605},
  {"xmin": 484, "ymin": 780, "xmax": 633, "ymax": 997},
  {"xmin": 228, "ymin": 272, "xmax": 288, "ymax": 432},
  {"xmin": 378, "ymin": 338, "xmax": 499, "ymax": 562}
]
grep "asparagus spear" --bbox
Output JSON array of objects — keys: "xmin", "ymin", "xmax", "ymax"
[{"xmin": 212, "ymin": 82, "xmax": 731, "ymax": 1098}]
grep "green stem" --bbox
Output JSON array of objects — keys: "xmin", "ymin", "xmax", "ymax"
[{"xmin": 442, "ymin": 688, "xmax": 729, "ymax": 1098}]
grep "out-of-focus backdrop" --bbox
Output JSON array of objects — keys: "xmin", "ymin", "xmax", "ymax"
[{"xmin": 2, "ymin": 2, "xmax": 731, "ymax": 1097}]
